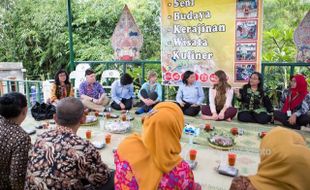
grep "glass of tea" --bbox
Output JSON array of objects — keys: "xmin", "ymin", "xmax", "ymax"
[
  {"xmin": 105, "ymin": 112, "xmax": 111, "ymax": 119},
  {"xmin": 189, "ymin": 149, "xmax": 197, "ymax": 161},
  {"xmin": 231, "ymin": 128, "xmax": 238, "ymax": 136},
  {"xmin": 86, "ymin": 130, "xmax": 92, "ymax": 139},
  {"xmin": 105, "ymin": 134, "xmax": 111, "ymax": 144},
  {"xmin": 121, "ymin": 114, "xmax": 127, "ymax": 121},
  {"xmin": 94, "ymin": 111, "xmax": 99, "ymax": 117},
  {"xmin": 228, "ymin": 153, "xmax": 237, "ymax": 167}
]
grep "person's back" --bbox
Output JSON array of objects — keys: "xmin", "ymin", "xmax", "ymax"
[
  {"xmin": 114, "ymin": 152, "xmax": 197, "ymax": 189},
  {"xmin": 25, "ymin": 97, "xmax": 113, "ymax": 189},
  {"xmin": 230, "ymin": 127, "xmax": 310, "ymax": 190},
  {"xmin": 0, "ymin": 92, "xmax": 31, "ymax": 190},
  {"xmin": 114, "ymin": 102, "xmax": 201, "ymax": 190},
  {"xmin": 25, "ymin": 126, "xmax": 109, "ymax": 189}
]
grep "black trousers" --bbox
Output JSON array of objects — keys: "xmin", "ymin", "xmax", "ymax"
[
  {"xmin": 111, "ymin": 98, "xmax": 133, "ymax": 110},
  {"xmin": 139, "ymin": 89, "xmax": 158, "ymax": 112},
  {"xmin": 238, "ymin": 111, "xmax": 271, "ymax": 124},
  {"xmin": 177, "ymin": 101, "xmax": 200, "ymax": 116},
  {"xmin": 274, "ymin": 110, "xmax": 310, "ymax": 130}
]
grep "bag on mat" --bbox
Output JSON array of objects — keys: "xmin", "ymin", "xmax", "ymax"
[{"xmin": 31, "ymin": 102, "xmax": 56, "ymax": 121}]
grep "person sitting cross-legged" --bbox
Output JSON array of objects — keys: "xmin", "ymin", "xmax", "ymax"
[
  {"xmin": 274, "ymin": 74, "xmax": 310, "ymax": 130},
  {"xmin": 176, "ymin": 70, "xmax": 205, "ymax": 116},
  {"xmin": 79, "ymin": 69, "xmax": 110, "ymax": 112},
  {"xmin": 236, "ymin": 72, "xmax": 273, "ymax": 124},
  {"xmin": 201, "ymin": 70, "xmax": 237, "ymax": 121},
  {"xmin": 25, "ymin": 97, "xmax": 114, "ymax": 190},
  {"xmin": 50, "ymin": 69, "xmax": 74, "ymax": 106},
  {"xmin": 111, "ymin": 73, "xmax": 135, "ymax": 110},
  {"xmin": 135, "ymin": 70, "xmax": 162, "ymax": 114}
]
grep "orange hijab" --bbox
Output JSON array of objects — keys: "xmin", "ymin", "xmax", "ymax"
[
  {"xmin": 249, "ymin": 127, "xmax": 310, "ymax": 190},
  {"xmin": 117, "ymin": 102, "xmax": 184, "ymax": 189}
]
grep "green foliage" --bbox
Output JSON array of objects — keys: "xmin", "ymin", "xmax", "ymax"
[
  {"xmin": 0, "ymin": 0, "xmax": 160, "ymax": 80},
  {"xmin": 262, "ymin": 0, "xmax": 310, "ymax": 105},
  {"xmin": 0, "ymin": 0, "xmax": 69, "ymax": 79},
  {"xmin": 263, "ymin": 0, "xmax": 309, "ymax": 65}
]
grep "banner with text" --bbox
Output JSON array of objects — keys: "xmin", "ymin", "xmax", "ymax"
[{"xmin": 161, "ymin": 0, "xmax": 263, "ymax": 87}]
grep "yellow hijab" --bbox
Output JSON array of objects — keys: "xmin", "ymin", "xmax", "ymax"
[
  {"xmin": 117, "ymin": 102, "xmax": 184, "ymax": 190},
  {"xmin": 249, "ymin": 127, "xmax": 310, "ymax": 190}
]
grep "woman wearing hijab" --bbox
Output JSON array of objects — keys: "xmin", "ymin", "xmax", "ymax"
[
  {"xmin": 230, "ymin": 127, "xmax": 310, "ymax": 190},
  {"xmin": 274, "ymin": 74, "xmax": 310, "ymax": 129},
  {"xmin": 114, "ymin": 102, "xmax": 201, "ymax": 190}
]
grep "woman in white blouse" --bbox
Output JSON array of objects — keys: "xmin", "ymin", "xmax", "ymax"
[{"xmin": 201, "ymin": 70, "xmax": 237, "ymax": 121}]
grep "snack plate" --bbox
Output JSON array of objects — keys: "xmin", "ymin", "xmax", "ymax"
[
  {"xmin": 103, "ymin": 113, "xmax": 119, "ymax": 119},
  {"xmin": 81, "ymin": 116, "xmax": 99, "ymax": 126},
  {"xmin": 104, "ymin": 121, "xmax": 132, "ymax": 134},
  {"xmin": 208, "ymin": 142, "xmax": 235, "ymax": 151},
  {"xmin": 24, "ymin": 128, "xmax": 36, "ymax": 135},
  {"xmin": 208, "ymin": 133, "xmax": 236, "ymax": 150},
  {"xmin": 92, "ymin": 141, "xmax": 106, "ymax": 149}
]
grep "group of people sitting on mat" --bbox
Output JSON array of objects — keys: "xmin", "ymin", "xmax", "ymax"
[
  {"xmin": 50, "ymin": 68, "xmax": 310, "ymax": 130},
  {"xmin": 1, "ymin": 68, "xmax": 308, "ymax": 189}
]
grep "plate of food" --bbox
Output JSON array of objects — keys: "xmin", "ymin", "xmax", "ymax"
[
  {"xmin": 24, "ymin": 128, "xmax": 36, "ymax": 135},
  {"xmin": 81, "ymin": 115, "xmax": 99, "ymax": 126},
  {"xmin": 92, "ymin": 141, "xmax": 106, "ymax": 149},
  {"xmin": 103, "ymin": 113, "xmax": 119, "ymax": 119},
  {"xmin": 208, "ymin": 132, "xmax": 236, "ymax": 150},
  {"xmin": 104, "ymin": 121, "xmax": 131, "ymax": 134}
]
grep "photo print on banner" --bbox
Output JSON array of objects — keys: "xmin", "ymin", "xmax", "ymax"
[
  {"xmin": 234, "ymin": 0, "xmax": 261, "ymax": 83},
  {"xmin": 161, "ymin": 0, "xmax": 263, "ymax": 87}
]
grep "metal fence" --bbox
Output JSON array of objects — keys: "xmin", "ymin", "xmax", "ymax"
[
  {"xmin": 75, "ymin": 60, "xmax": 309, "ymax": 84},
  {"xmin": 261, "ymin": 62, "xmax": 310, "ymax": 78},
  {"xmin": 74, "ymin": 60, "xmax": 161, "ymax": 85},
  {"xmin": 0, "ymin": 61, "xmax": 308, "ymax": 106},
  {"xmin": 0, "ymin": 79, "xmax": 44, "ymax": 107}
]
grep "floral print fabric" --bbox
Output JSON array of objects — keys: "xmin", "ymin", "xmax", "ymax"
[{"xmin": 114, "ymin": 151, "xmax": 199, "ymax": 190}]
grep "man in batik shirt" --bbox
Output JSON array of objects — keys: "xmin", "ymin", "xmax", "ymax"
[
  {"xmin": 25, "ymin": 97, "xmax": 113, "ymax": 189},
  {"xmin": 0, "ymin": 92, "xmax": 31, "ymax": 190}
]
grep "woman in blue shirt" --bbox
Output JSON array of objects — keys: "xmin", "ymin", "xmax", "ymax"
[
  {"xmin": 176, "ymin": 70, "xmax": 205, "ymax": 116},
  {"xmin": 111, "ymin": 73, "xmax": 134, "ymax": 110},
  {"xmin": 135, "ymin": 71, "xmax": 162, "ymax": 114}
]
